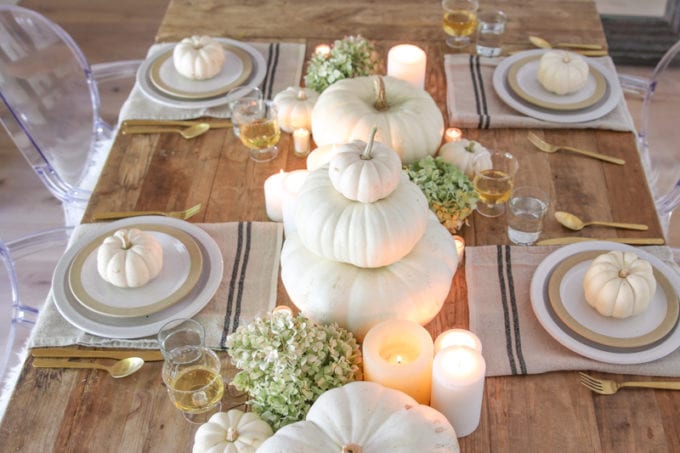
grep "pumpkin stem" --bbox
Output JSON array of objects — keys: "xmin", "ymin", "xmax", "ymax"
[
  {"xmin": 342, "ymin": 444, "xmax": 362, "ymax": 453},
  {"xmin": 361, "ymin": 127, "xmax": 379, "ymax": 160},
  {"xmin": 373, "ymin": 76, "xmax": 389, "ymax": 111},
  {"xmin": 120, "ymin": 231, "xmax": 131, "ymax": 250},
  {"xmin": 296, "ymin": 89, "xmax": 308, "ymax": 101},
  {"xmin": 618, "ymin": 269, "xmax": 630, "ymax": 278},
  {"xmin": 225, "ymin": 427, "xmax": 238, "ymax": 442}
]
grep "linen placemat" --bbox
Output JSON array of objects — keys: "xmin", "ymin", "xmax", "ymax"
[
  {"xmin": 466, "ymin": 245, "xmax": 680, "ymax": 377},
  {"xmin": 29, "ymin": 221, "xmax": 283, "ymax": 350},
  {"xmin": 119, "ymin": 42, "xmax": 306, "ymax": 121},
  {"xmin": 444, "ymin": 54, "xmax": 636, "ymax": 131}
]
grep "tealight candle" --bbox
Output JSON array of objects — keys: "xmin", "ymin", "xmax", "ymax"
[
  {"xmin": 387, "ymin": 44, "xmax": 427, "ymax": 89},
  {"xmin": 293, "ymin": 128, "xmax": 311, "ymax": 157},
  {"xmin": 445, "ymin": 127, "xmax": 463, "ymax": 142},
  {"xmin": 314, "ymin": 43, "xmax": 331, "ymax": 57},
  {"xmin": 434, "ymin": 329, "xmax": 482, "ymax": 355},
  {"xmin": 362, "ymin": 319, "xmax": 434, "ymax": 404},
  {"xmin": 453, "ymin": 235, "xmax": 465, "ymax": 267},
  {"xmin": 431, "ymin": 346, "xmax": 486, "ymax": 438},
  {"xmin": 272, "ymin": 305, "xmax": 293, "ymax": 315}
]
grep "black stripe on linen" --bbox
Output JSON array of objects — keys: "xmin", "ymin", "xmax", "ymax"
[
  {"xmin": 260, "ymin": 44, "xmax": 274, "ymax": 98},
  {"xmin": 231, "ymin": 221, "xmax": 252, "ymax": 333},
  {"xmin": 220, "ymin": 222, "xmax": 245, "ymax": 348},
  {"xmin": 473, "ymin": 56, "xmax": 490, "ymax": 129},
  {"xmin": 260, "ymin": 43, "xmax": 280, "ymax": 100},
  {"xmin": 468, "ymin": 55, "xmax": 484, "ymax": 129},
  {"xmin": 496, "ymin": 245, "xmax": 517, "ymax": 375},
  {"xmin": 504, "ymin": 245, "xmax": 527, "ymax": 374}
]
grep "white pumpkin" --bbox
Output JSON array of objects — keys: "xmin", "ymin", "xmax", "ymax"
[
  {"xmin": 272, "ymin": 87, "xmax": 319, "ymax": 133},
  {"xmin": 311, "ymin": 76, "xmax": 444, "ymax": 164},
  {"xmin": 173, "ymin": 35, "xmax": 225, "ymax": 80},
  {"xmin": 96, "ymin": 228, "xmax": 163, "ymax": 288},
  {"xmin": 438, "ymin": 139, "xmax": 491, "ymax": 178},
  {"xmin": 192, "ymin": 409, "xmax": 273, "ymax": 453},
  {"xmin": 583, "ymin": 251, "xmax": 657, "ymax": 319},
  {"xmin": 257, "ymin": 381, "xmax": 459, "ymax": 453},
  {"xmin": 295, "ymin": 169, "xmax": 429, "ymax": 268},
  {"xmin": 281, "ymin": 214, "xmax": 458, "ymax": 339},
  {"xmin": 537, "ymin": 50, "xmax": 589, "ymax": 95},
  {"xmin": 328, "ymin": 127, "xmax": 403, "ymax": 203}
]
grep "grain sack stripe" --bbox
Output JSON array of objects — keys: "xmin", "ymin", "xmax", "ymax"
[
  {"xmin": 261, "ymin": 43, "xmax": 280, "ymax": 100},
  {"xmin": 497, "ymin": 245, "xmax": 517, "ymax": 375},
  {"xmin": 231, "ymin": 221, "xmax": 252, "ymax": 333},
  {"xmin": 504, "ymin": 245, "xmax": 527, "ymax": 374},
  {"xmin": 468, "ymin": 55, "xmax": 484, "ymax": 129},
  {"xmin": 220, "ymin": 222, "xmax": 245, "ymax": 348},
  {"xmin": 473, "ymin": 56, "xmax": 490, "ymax": 129}
]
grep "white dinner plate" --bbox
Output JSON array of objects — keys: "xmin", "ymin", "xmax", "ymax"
[
  {"xmin": 68, "ymin": 224, "xmax": 203, "ymax": 318},
  {"xmin": 136, "ymin": 38, "xmax": 266, "ymax": 109},
  {"xmin": 493, "ymin": 49, "xmax": 622, "ymax": 123},
  {"xmin": 52, "ymin": 217, "xmax": 224, "ymax": 339},
  {"xmin": 529, "ymin": 241, "xmax": 680, "ymax": 364}
]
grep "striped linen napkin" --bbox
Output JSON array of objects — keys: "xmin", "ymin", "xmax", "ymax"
[
  {"xmin": 444, "ymin": 54, "xmax": 635, "ymax": 131},
  {"xmin": 119, "ymin": 42, "xmax": 306, "ymax": 120},
  {"xmin": 29, "ymin": 222, "xmax": 283, "ymax": 349},
  {"xmin": 466, "ymin": 245, "xmax": 680, "ymax": 377}
]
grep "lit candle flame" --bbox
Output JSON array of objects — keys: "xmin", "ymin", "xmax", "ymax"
[
  {"xmin": 315, "ymin": 44, "xmax": 331, "ymax": 57},
  {"xmin": 445, "ymin": 128, "xmax": 463, "ymax": 142}
]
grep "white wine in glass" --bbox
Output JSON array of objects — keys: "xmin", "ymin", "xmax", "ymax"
[
  {"xmin": 234, "ymin": 100, "xmax": 281, "ymax": 162},
  {"xmin": 472, "ymin": 151, "xmax": 518, "ymax": 217},
  {"xmin": 442, "ymin": 0, "xmax": 479, "ymax": 48}
]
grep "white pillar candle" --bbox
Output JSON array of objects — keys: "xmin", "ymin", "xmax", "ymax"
[
  {"xmin": 293, "ymin": 128, "xmax": 311, "ymax": 157},
  {"xmin": 445, "ymin": 127, "xmax": 463, "ymax": 142},
  {"xmin": 306, "ymin": 144, "xmax": 338, "ymax": 170},
  {"xmin": 387, "ymin": 44, "xmax": 427, "ymax": 89},
  {"xmin": 362, "ymin": 319, "xmax": 434, "ymax": 404},
  {"xmin": 453, "ymin": 235, "xmax": 465, "ymax": 267},
  {"xmin": 431, "ymin": 346, "xmax": 486, "ymax": 438},
  {"xmin": 434, "ymin": 329, "xmax": 482, "ymax": 355},
  {"xmin": 280, "ymin": 169, "xmax": 309, "ymax": 234},
  {"xmin": 264, "ymin": 170, "xmax": 286, "ymax": 221}
]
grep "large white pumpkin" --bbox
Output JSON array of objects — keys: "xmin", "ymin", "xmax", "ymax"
[
  {"xmin": 295, "ymin": 168, "xmax": 429, "ymax": 268},
  {"xmin": 257, "ymin": 381, "xmax": 459, "ymax": 453},
  {"xmin": 281, "ymin": 214, "xmax": 457, "ymax": 339},
  {"xmin": 311, "ymin": 76, "xmax": 444, "ymax": 164}
]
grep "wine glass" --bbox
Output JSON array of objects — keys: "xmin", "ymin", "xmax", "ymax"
[
  {"xmin": 442, "ymin": 0, "xmax": 479, "ymax": 48},
  {"xmin": 227, "ymin": 86, "xmax": 263, "ymax": 137},
  {"xmin": 471, "ymin": 150, "xmax": 518, "ymax": 217},
  {"xmin": 233, "ymin": 99, "xmax": 281, "ymax": 162}
]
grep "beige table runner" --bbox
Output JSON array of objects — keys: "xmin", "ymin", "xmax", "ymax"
[
  {"xmin": 445, "ymin": 54, "xmax": 636, "ymax": 131},
  {"xmin": 466, "ymin": 245, "xmax": 680, "ymax": 377},
  {"xmin": 29, "ymin": 221, "xmax": 283, "ymax": 350},
  {"xmin": 119, "ymin": 42, "xmax": 306, "ymax": 120}
]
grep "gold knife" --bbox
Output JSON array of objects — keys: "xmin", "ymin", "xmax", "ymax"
[
  {"xmin": 122, "ymin": 119, "xmax": 232, "ymax": 129},
  {"xmin": 31, "ymin": 347, "xmax": 164, "ymax": 362},
  {"xmin": 536, "ymin": 237, "xmax": 665, "ymax": 246}
]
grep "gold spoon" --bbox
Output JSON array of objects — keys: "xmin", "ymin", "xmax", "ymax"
[
  {"xmin": 529, "ymin": 36, "xmax": 604, "ymax": 50},
  {"xmin": 33, "ymin": 357, "xmax": 145, "ymax": 378},
  {"xmin": 555, "ymin": 211, "xmax": 649, "ymax": 231},
  {"xmin": 121, "ymin": 122, "xmax": 210, "ymax": 139}
]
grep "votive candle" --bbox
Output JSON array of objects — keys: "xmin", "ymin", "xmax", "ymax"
[
  {"xmin": 362, "ymin": 319, "xmax": 434, "ymax": 404},
  {"xmin": 445, "ymin": 127, "xmax": 463, "ymax": 142},
  {"xmin": 293, "ymin": 128, "xmax": 311, "ymax": 157},
  {"xmin": 314, "ymin": 43, "xmax": 331, "ymax": 57},
  {"xmin": 434, "ymin": 329, "xmax": 482, "ymax": 355},
  {"xmin": 272, "ymin": 305, "xmax": 293, "ymax": 315},
  {"xmin": 387, "ymin": 44, "xmax": 427, "ymax": 89}
]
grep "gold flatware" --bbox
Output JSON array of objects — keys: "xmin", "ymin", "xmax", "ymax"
[
  {"xmin": 529, "ymin": 36, "xmax": 604, "ymax": 51},
  {"xmin": 121, "ymin": 123, "xmax": 210, "ymax": 139},
  {"xmin": 510, "ymin": 49, "xmax": 608, "ymax": 57},
  {"xmin": 579, "ymin": 372, "xmax": 680, "ymax": 394},
  {"xmin": 555, "ymin": 211, "xmax": 648, "ymax": 231},
  {"xmin": 527, "ymin": 132, "xmax": 625, "ymax": 165},
  {"xmin": 91, "ymin": 203, "xmax": 202, "ymax": 221},
  {"xmin": 31, "ymin": 347, "xmax": 164, "ymax": 362},
  {"xmin": 33, "ymin": 357, "xmax": 145, "ymax": 378},
  {"xmin": 122, "ymin": 119, "xmax": 232, "ymax": 129},
  {"xmin": 536, "ymin": 237, "xmax": 664, "ymax": 246}
]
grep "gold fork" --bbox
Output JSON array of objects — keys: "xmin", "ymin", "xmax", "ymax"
[
  {"xmin": 91, "ymin": 203, "xmax": 202, "ymax": 221},
  {"xmin": 579, "ymin": 372, "xmax": 680, "ymax": 394},
  {"xmin": 527, "ymin": 132, "xmax": 626, "ymax": 165}
]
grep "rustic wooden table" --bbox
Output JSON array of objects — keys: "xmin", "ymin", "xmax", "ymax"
[{"xmin": 1, "ymin": 1, "xmax": 676, "ymax": 451}]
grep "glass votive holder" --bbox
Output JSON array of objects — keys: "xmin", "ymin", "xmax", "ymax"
[
  {"xmin": 507, "ymin": 186, "xmax": 551, "ymax": 246},
  {"xmin": 476, "ymin": 9, "xmax": 508, "ymax": 57}
]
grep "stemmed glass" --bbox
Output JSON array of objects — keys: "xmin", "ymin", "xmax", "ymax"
[
  {"xmin": 233, "ymin": 99, "xmax": 281, "ymax": 162},
  {"xmin": 441, "ymin": 0, "xmax": 479, "ymax": 48},
  {"xmin": 227, "ymin": 86, "xmax": 263, "ymax": 137},
  {"xmin": 471, "ymin": 150, "xmax": 518, "ymax": 217}
]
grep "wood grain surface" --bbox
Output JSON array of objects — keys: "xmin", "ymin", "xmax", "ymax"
[{"xmin": 1, "ymin": 1, "xmax": 676, "ymax": 452}]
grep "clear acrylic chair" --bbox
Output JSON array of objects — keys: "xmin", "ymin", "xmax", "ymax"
[
  {"xmin": 0, "ymin": 6, "xmax": 141, "ymax": 226},
  {"xmin": 0, "ymin": 227, "xmax": 71, "ymax": 421},
  {"xmin": 619, "ymin": 39, "xmax": 680, "ymax": 237}
]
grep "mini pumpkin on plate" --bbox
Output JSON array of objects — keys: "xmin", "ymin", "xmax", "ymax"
[
  {"xmin": 583, "ymin": 250, "xmax": 657, "ymax": 319},
  {"xmin": 537, "ymin": 50, "xmax": 589, "ymax": 95},
  {"xmin": 173, "ymin": 35, "xmax": 226, "ymax": 80},
  {"xmin": 96, "ymin": 228, "xmax": 163, "ymax": 288}
]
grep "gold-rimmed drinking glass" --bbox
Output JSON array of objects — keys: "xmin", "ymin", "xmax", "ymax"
[
  {"xmin": 472, "ymin": 150, "xmax": 518, "ymax": 217},
  {"xmin": 442, "ymin": 0, "xmax": 479, "ymax": 48}
]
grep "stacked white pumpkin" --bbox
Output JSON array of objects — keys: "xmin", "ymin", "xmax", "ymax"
[{"xmin": 280, "ymin": 128, "xmax": 459, "ymax": 339}]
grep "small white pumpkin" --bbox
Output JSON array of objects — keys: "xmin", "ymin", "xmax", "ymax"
[
  {"xmin": 537, "ymin": 50, "xmax": 589, "ymax": 95},
  {"xmin": 311, "ymin": 76, "xmax": 444, "ymax": 164},
  {"xmin": 438, "ymin": 139, "xmax": 491, "ymax": 178},
  {"xmin": 272, "ymin": 87, "xmax": 319, "ymax": 133},
  {"xmin": 96, "ymin": 228, "xmax": 163, "ymax": 288},
  {"xmin": 173, "ymin": 35, "xmax": 225, "ymax": 80},
  {"xmin": 583, "ymin": 251, "xmax": 657, "ymax": 318},
  {"xmin": 257, "ymin": 381, "xmax": 459, "ymax": 453},
  {"xmin": 192, "ymin": 409, "xmax": 273, "ymax": 453},
  {"xmin": 328, "ymin": 127, "xmax": 403, "ymax": 203}
]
